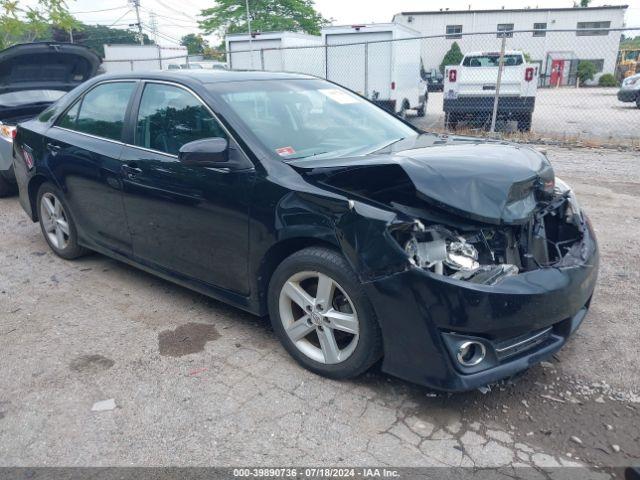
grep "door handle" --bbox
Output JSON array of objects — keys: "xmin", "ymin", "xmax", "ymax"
[
  {"xmin": 46, "ymin": 143, "xmax": 61, "ymax": 156},
  {"xmin": 121, "ymin": 164, "xmax": 142, "ymax": 180}
]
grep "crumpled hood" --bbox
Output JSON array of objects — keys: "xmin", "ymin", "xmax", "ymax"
[{"xmin": 289, "ymin": 138, "xmax": 554, "ymax": 225}]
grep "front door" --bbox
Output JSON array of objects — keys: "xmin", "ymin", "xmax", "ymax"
[
  {"xmin": 550, "ymin": 60, "xmax": 565, "ymax": 87},
  {"xmin": 120, "ymin": 81, "xmax": 254, "ymax": 294},
  {"xmin": 46, "ymin": 81, "xmax": 137, "ymax": 255}
]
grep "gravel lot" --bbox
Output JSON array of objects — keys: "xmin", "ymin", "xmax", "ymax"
[
  {"xmin": 0, "ymin": 145, "xmax": 638, "ymax": 472},
  {"xmin": 417, "ymin": 88, "xmax": 640, "ymax": 144}
]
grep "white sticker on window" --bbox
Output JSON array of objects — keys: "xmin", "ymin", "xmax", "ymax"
[{"xmin": 318, "ymin": 89, "xmax": 359, "ymax": 104}]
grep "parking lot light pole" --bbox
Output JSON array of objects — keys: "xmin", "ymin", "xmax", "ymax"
[
  {"xmin": 246, "ymin": 0, "xmax": 254, "ymax": 69},
  {"xmin": 490, "ymin": 34, "xmax": 507, "ymax": 134}
]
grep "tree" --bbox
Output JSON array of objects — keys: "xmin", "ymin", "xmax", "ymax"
[
  {"xmin": 0, "ymin": 0, "xmax": 80, "ymax": 49},
  {"xmin": 181, "ymin": 33, "xmax": 209, "ymax": 55},
  {"xmin": 199, "ymin": 0, "xmax": 329, "ymax": 37},
  {"xmin": 439, "ymin": 42, "xmax": 463, "ymax": 74},
  {"xmin": 577, "ymin": 60, "xmax": 597, "ymax": 84}
]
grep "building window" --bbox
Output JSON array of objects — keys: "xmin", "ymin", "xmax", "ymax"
[
  {"xmin": 497, "ymin": 23, "xmax": 514, "ymax": 38},
  {"xmin": 446, "ymin": 25, "xmax": 463, "ymax": 39},
  {"xmin": 580, "ymin": 59, "xmax": 605, "ymax": 72},
  {"xmin": 576, "ymin": 21, "xmax": 611, "ymax": 36},
  {"xmin": 533, "ymin": 23, "xmax": 547, "ymax": 37}
]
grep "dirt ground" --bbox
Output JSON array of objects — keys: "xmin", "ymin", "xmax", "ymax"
[{"xmin": 0, "ymin": 145, "xmax": 638, "ymax": 472}]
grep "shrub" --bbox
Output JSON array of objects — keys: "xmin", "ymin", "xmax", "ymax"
[
  {"xmin": 598, "ymin": 73, "xmax": 617, "ymax": 87},
  {"xmin": 440, "ymin": 42, "xmax": 464, "ymax": 74},
  {"xmin": 577, "ymin": 61, "xmax": 597, "ymax": 84}
]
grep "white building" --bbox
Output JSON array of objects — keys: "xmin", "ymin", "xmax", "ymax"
[{"xmin": 393, "ymin": 5, "xmax": 627, "ymax": 85}]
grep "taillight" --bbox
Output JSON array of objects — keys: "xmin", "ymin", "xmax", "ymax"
[
  {"xmin": 0, "ymin": 124, "xmax": 16, "ymax": 141},
  {"xmin": 525, "ymin": 67, "xmax": 534, "ymax": 82},
  {"xmin": 391, "ymin": 81, "xmax": 396, "ymax": 90},
  {"xmin": 448, "ymin": 69, "xmax": 457, "ymax": 82},
  {"xmin": 22, "ymin": 147, "xmax": 34, "ymax": 170}
]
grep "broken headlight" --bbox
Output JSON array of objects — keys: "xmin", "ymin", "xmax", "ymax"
[{"xmin": 403, "ymin": 226, "xmax": 518, "ymax": 285}]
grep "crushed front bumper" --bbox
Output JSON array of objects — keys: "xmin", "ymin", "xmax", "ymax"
[{"xmin": 364, "ymin": 219, "xmax": 599, "ymax": 391}]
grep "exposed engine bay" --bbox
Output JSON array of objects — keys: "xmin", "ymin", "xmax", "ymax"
[{"xmin": 392, "ymin": 180, "xmax": 586, "ymax": 285}]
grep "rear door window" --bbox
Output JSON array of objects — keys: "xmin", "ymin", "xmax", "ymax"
[
  {"xmin": 57, "ymin": 82, "xmax": 135, "ymax": 141},
  {"xmin": 134, "ymin": 82, "xmax": 226, "ymax": 156}
]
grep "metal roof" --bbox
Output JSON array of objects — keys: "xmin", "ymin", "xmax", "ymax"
[{"xmin": 396, "ymin": 5, "xmax": 628, "ymax": 16}]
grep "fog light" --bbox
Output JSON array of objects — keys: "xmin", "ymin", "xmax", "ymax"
[{"xmin": 456, "ymin": 341, "xmax": 486, "ymax": 367}]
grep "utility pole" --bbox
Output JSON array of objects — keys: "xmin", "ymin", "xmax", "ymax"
[
  {"xmin": 130, "ymin": 0, "xmax": 145, "ymax": 45},
  {"xmin": 245, "ymin": 0, "xmax": 254, "ymax": 69},
  {"xmin": 148, "ymin": 11, "xmax": 158, "ymax": 44}
]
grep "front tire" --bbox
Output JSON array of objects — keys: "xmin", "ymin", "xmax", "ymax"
[
  {"xmin": 37, "ymin": 183, "xmax": 89, "ymax": 259},
  {"xmin": 268, "ymin": 247, "xmax": 383, "ymax": 380}
]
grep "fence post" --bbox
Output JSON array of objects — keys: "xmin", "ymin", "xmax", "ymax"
[
  {"xmin": 260, "ymin": 49, "xmax": 265, "ymax": 71},
  {"xmin": 324, "ymin": 44, "xmax": 328, "ymax": 80},
  {"xmin": 364, "ymin": 42, "xmax": 369, "ymax": 98},
  {"xmin": 490, "ymin": 34, "xmax": 507, "ymax": 134}
]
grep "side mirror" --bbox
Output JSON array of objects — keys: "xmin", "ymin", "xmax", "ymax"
[{"xmin": 178, "ymin": 138, "xmax": 228, "ymax": 166}]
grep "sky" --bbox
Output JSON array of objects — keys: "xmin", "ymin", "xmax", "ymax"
[{"xmin": 35, "ymin": 0, "xmax": 640, "ymax": 46}]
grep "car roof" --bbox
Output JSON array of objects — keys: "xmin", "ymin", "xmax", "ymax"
[{"xmin": 94, "ymin": 69, "xmax": 317, "ymax": 86}]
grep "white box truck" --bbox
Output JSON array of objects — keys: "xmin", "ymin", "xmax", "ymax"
[
  {"xmin": 102, "ymin": 45, "xmax": 188, "ymax": 73},
  {"xmin": 443, "ymin": 50, "xmax": 538, "ymax": 131},
  {"xmin": 321, "ymin": 23, "xmax": 426, "ymax": 117},
  {"xmin": 226, "ymin": 31, "xmax": 324, "ymax": 77}
]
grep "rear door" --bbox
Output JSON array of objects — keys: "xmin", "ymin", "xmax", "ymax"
[
  {"xmin": 119, "ymin": 81, "xmax": 254, "ymax": 294},
  {"xmin": 326, "ymin": 31, "xmax": 392, "ymax": 98},
  {"xmin": 456, "ymin": 54, "xmax": 525, "ymax": 97},
  {"xmin": 46, "ymin": 81, "xmax": 137, "ymax": 254}
]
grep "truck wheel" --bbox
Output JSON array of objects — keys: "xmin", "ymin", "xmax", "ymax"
[
  {"xmin": 444, "ymin": 112, "xmax": 458, "ymax": 130},
  {"xmin": 518, "ymin": 113, "xmax": 532, "ymax": 132}
]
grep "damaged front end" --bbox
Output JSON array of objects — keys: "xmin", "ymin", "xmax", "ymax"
[
  {"xmin": 391, "ymin": 177, "xmax": 589, "ymax": 286},
  {"xmin": 289, "ymin": 143, "xmax": 598, "ymax": 390}
]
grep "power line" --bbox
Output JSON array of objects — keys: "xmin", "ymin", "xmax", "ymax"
[
  {"xmin": 70, "ymin": 5, "xmax": 129, "ymax": 14},
  {"xmin": 107, "ymin": 9, "xmax": 133, "ymax": 28}
]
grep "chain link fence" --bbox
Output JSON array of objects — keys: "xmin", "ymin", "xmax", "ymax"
[{"xmin": 224, "ymin": 27, "xmax": 640, "ymax": 148}]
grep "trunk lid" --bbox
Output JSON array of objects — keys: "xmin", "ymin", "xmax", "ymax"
[{"xmin": 0, "ymin": 43, "xmax": 101, "ymax": 117}]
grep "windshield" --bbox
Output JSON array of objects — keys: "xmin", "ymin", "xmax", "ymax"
[
  {"xmin": 462, "ymin": 54, "xmax": 524, "ymax": 67},
  {"xmin": 213, "ymin": 79, "xmax": 417, "ymax": 160},
  {"xmin": 0, "ymin": 90, "xmax": 65, "ymax": 107}
]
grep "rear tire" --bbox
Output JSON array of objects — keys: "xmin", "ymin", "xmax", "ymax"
[
  {"xmin": 0, "ymin": 171, "xmax": 17, "ymax": 197},
  {"xmin": 268, "ymin": 246, "xmax": 383, "ymax": 380},
  {"xmin": 444, "ymin": 112, "xmax": 458, "ymax": 130},
  {"xmin": 36, "ymin": 183, "xmax": 89, "ymax": 260}
]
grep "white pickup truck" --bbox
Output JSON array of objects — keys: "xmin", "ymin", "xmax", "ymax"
[{"xmin": 443, "ymin": 51, "xmax": 538, "ymax": 131}]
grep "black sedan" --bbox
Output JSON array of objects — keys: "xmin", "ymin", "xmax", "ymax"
[{"xmin": 12, "ymin": 71, "xmax": 598, "ymax": 391}]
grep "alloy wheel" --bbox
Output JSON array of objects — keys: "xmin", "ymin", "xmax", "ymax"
[
  {"xmin": 278, "ymin": 271, "xmax": 359, "ymax": 364},
  {"xmin": 40, "ymin": 192, "xmax": 70, "ymax": 250}
]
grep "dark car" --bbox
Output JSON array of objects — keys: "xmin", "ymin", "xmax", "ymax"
[
  {"xmin": 0, "ymin": 43, "xmax": 101, "ymax": 196},
  {"xmin": 12, "ymin": 70, "xmax": 598, "ymax": 391},
  {"xmin": 423, "ymin": 68, "xmax": 444, "ymax": 92}
]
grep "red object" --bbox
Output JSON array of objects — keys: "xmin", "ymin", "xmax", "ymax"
[
  {"xmin": 188, "ymin": 367, "xmax": 208, "ymax": 376},
  {"xmin": 448, "ymin": 69, "xmax": 457, "ymax": 82},
  {"xmin": 550, "ymin": 60, "xmax": 564, "ymax": 86},
  {"xmin": 22, "ymin": 147, "xmax": 34, "ymax": 169},
  {"xmin": 391, "ymin": 81, "xmax": 396, "ymax": 90},
  {"xmin": 525, "ymin": 67, "xmax": 534, "ymax": 82},
  {"xmin": 275, "ymin": 146, "xmax": 296, "ymax": 157}
]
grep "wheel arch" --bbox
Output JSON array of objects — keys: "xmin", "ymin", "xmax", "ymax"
[
  {"xmin": 256, "ymin": 236, "xmax": 341, "ymax": 314},
  {"xmin": 27, "ymin": 174, "xmax": 50, "ymax": 221}
]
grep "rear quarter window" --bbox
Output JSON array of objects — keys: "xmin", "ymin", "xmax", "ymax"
[{"xmin": 56, "ymin": 82, "xmax": 136, "ymax": 141}]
